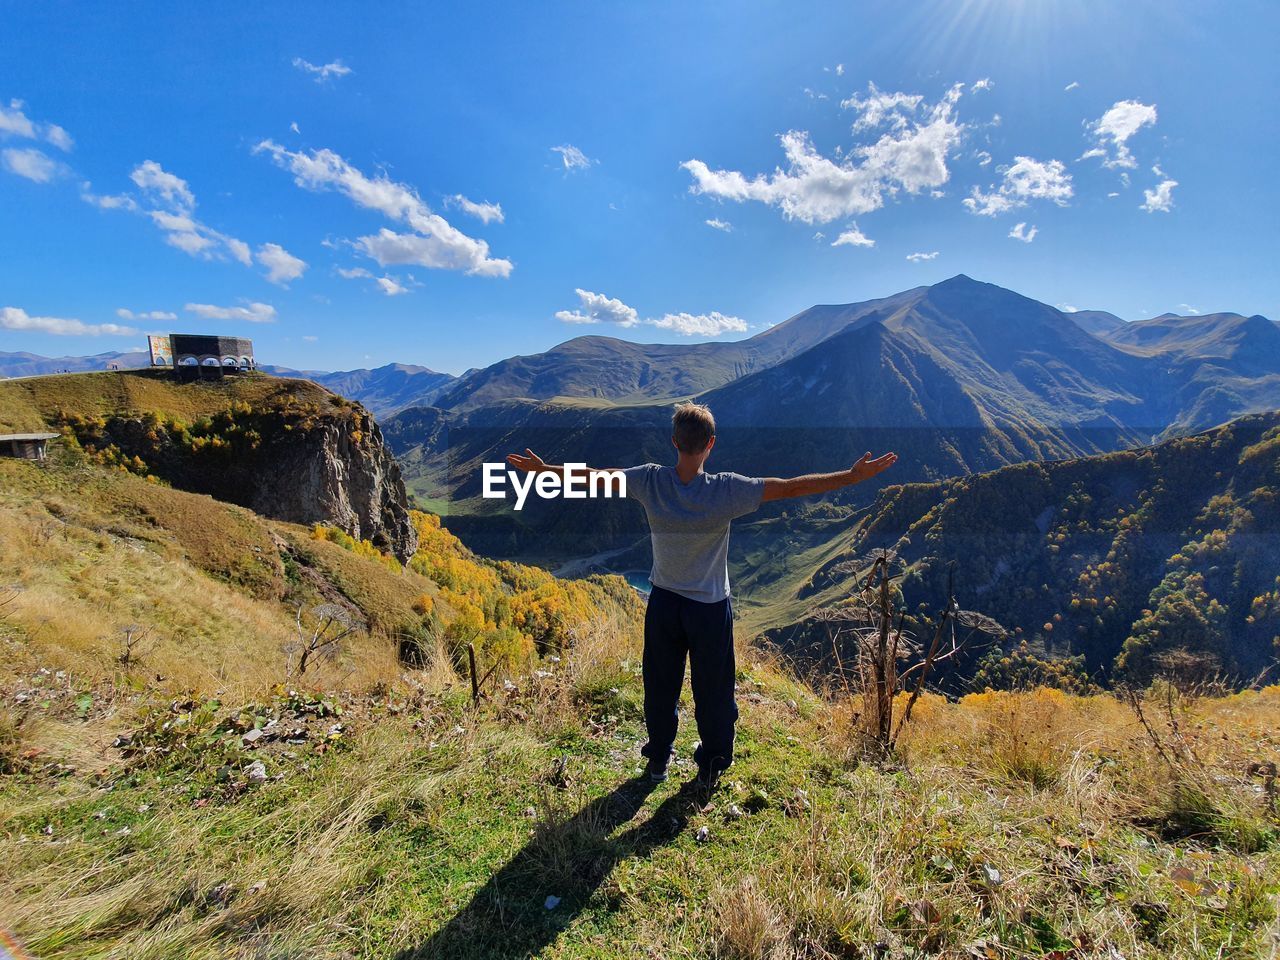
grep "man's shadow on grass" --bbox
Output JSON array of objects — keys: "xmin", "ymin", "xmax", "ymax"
[{"xmin": 393, "ymin": 774, "xmax": 703, "ymax": 959}]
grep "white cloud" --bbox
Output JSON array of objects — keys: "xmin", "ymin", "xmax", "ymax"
[
  {"xmin": 337, "ymin": 265, "xmax": 411, "ymax": 296},
  {"xmin": 80, "ymin": 183, "xmax": 138, "ymax": 210},
  {"xmin": 448, "ymin": 193, "xmax": 504, "ymax": 224},
  {"xmin": 1008, "ymin": 221, "xmax": 1038, "ymax": 243},
  {"xmin": 131, "ymin": 159, "xmax": 196, "ymax": 210},
  {"xmin": 225, "ymin": 237, "xmax": 252, "ymax": 266},
  {"xmin": 835, "ymin": 63, "xmax": 844, "ymax": 76},
  {"xmin": 554, "ymin": 288, "xmax": 640, "ymax": 327},
  {"xmin": 116, "ymin": 308, "xmax": 177, "ymax": 321},
  {"xmin": 964, "ymin": 155, "xmax": 1072, "ymax": 216},
  {"xmin": 1082, "ymin": 100, "xmax": 1157, "ymax": 169},
  {"xmin": 2, "ymin": 305, "xmax": 137, "ymax": 336},
  {"xmin": 841, "ymin": 82, "xmax": 924, "ymax": 132},
  {"xmin": 1178, "ymin": 304, "xmax": 1200, "ymax": 315},
  {"xmin": 255, "ymin": 140, "xmax": 513, "ymax": 278},
  {"xmin": 973, "ymin": 150, "xmax": 992, "ymax": 167},
  {"xmin": 1140, "ymin": 178, "xmax": 1177, "ymax": 213},
  {"xmin": 184, "ymin": 301, "xmax": 277, "ymax": 323},
  {"xmin": 1002, "ymin": 156, "xmax": 1073, "ymax": 203},
  {"xmin": 551, "ymin": 144, "xmax": 594, "ymax": 171},
  {"xmin": 2, "ymin": 147, "xmax": 58, "ymax": 182},
  {"xmin": 0, "ymin": 99, "xmax": 72, "ymax": 151},
  {"xmin": 106, "ymin": 160, "xmax": 265, "ymax": 267},
  {"xmin": 0, "ymin": 101, "xmax": 36, "ymax": 139},
  {"xmin": 962, "ymin": 187, "xmax": 1016, "ymax": 216},
  {"xmin": 683, "ymin": 84, "xmax": 963, "ymax": 226},
  {"xmin": 256, "ymin": 242, "xmax": 308, "ymax": 284},
  {"xmin": 1064, "ymin": 81, "xmax": 1080, "ymax": 92},
  {"xmin": 554, "ymin": 289, "xmax": 745, "ymax": 337},
  {"xmin": 44, "ymin": 124, "xmax": 72, "ymax": 152},
  {"xmin": 289, "ymin": 121, "xmax": 301, "ymax": 134},
  {"xmin": 302, "ymin": 334, "xmax": 318, "ymax": 341},
  {"xmin": 356, "ymin": 228, "xmax": 510, "ymax": 277},
  {"xmin": 704, "ymin": 218, "xmax": 733, "ymax": 232},
  {"xmin": 971, "ymin": 78, "xmax": 994, "ymax": 93},
  {"xmin": 650, "ymin": 311, "xmax": 747, "ymax": 336},
  {"xmin": 375, "ymin": 276, "xmax": 409, "ymax": 296},
  {"xmin": 831, "ymin": 224, "xmax": 875, "ymax": 248},
  {"xmin": 292, "ymin": 58, "xmax": 353, "ymax": 82},
  {"xmin": 906, "ymin": 251, "xmax": 938, "ymax": 262}
]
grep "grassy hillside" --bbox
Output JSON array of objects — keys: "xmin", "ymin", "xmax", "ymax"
[
  {"xmin": 4, "ymin": 641, "xmax": 1278, "ymax": 958},
  {"xmin": 0, "ymin": 368, "xmax": 337, "ymax": 434},
  {"xmin": 0, "ymin": 444, "xmax": 639, "ymax": 700},
  {"xmin": 2, "ymin": 368, "xmax": 423, "ymax": 560}
]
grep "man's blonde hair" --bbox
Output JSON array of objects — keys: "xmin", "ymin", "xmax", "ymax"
[{"xmin": 672, "ymin": 402, "xmax": 716, "ymax": 454}]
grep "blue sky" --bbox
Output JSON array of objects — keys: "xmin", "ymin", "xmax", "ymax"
[{"xmin": 2, "ymin": 1, "xmax": 1277, "ymax": 374}]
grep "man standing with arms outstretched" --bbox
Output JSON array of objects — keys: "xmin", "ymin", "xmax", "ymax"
[{"xmin": 507, "ymin": 402, "xmax": 897, "ymax": 793}]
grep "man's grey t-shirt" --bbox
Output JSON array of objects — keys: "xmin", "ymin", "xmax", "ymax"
[{"xmin": 621, "ymin": 464, "xmax": 765, "ymax": 604}]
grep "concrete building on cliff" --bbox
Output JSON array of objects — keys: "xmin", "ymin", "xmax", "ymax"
[{"xmin": 148, "ymin": 334, "xmax": 256, "ymax": 380}]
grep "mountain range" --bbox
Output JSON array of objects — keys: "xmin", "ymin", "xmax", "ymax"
[
  {"xmin": 14, "ymin": 274, "xmax": 1275, "ymax": 598},
  {"xmin": 6, "ymin": 274, "xmax": 1278, "ymax": 686},
  {"xmin": 378, "ymin": 276, "xmax": 1280, "ymax": 562}
]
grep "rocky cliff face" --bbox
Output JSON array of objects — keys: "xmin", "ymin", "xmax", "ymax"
[
  {"xmin": 55, "ymin": 382, "xmax": 418, "ymax": 562},
  {"xmin": 243, "ymin": 413, "xmax": 418, "ymax": 563}
]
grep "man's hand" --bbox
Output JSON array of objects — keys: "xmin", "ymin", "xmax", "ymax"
[
  {"xmin": 761, "ymin": 450, "xmax": 898, "ymax": 502},
  {"xmin": 850, "ymin": 451, "xmax": 897, "ymax": 482},
  {"xmin": 506, "ymin": 448, "xmax": 547, "ymax": 473}
]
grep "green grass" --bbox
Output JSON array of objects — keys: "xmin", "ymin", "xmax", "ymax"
[{"xmin": 3, "ymin": 666, "xmax": 1278, "ymax": 959}]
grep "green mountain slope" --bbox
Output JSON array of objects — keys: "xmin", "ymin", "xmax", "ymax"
[{"xmin": 762, "ymin": 411, "xmax": 1280, "ymax": 686}]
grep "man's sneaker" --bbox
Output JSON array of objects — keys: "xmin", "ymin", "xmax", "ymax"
[{"xmin": 645, "ymin": 758, "xmax": 669, "ymax": 782}]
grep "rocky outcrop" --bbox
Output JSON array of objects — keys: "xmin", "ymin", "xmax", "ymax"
[
  {"xmin": 244, "ymin": 413, "xmax": 417, "ymax": 563},
  {"xmin": 59, "ymin": 384, "xmax": 418, "ymax": 562}
]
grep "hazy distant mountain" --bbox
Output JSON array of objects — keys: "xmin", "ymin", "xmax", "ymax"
[
  {"xmin": 264, "ymin": 362, "xmax": 456, "ymax": 418},
  {"xmin": 0, "ymin": 349, "xmax": 149, "ymax": 378},
  {"xmin": 429, "ymin": 287, "xmax": 928, "ymax": 411},
  {"xmin": 1108, "ymin": 311, "xmax": 1280, "ymax": 358},
  {"xmin": 1065, "ymin": 309, "xmax": 1127, "ymax": 338}
]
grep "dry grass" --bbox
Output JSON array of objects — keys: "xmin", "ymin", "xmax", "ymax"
[
  {"xmin": 711, "ymin": 875, "xmax": 794, "ymax": 960},
  {"xmin": 0, "ymin": 460, "xmax": 417, "ymax": 705},
  {"xmin": 2, "ymin": 664, "xmax": 1277, "ymax": 958},
  {"xmin": 0, "ymin": 369, "xmax": 335, "ymax": 434}
]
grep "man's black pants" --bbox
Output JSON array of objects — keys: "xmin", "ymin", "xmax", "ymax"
[{"xmin": 639, "ymin": 584, "xmax": 738, "ymax": 775}]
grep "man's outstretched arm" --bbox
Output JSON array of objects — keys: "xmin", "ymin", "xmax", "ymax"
[
  {"xmin": 760, "ymin": 451, "xmax": 897, "ymax": 503},
  {"xmin": 505, "ymin": 449, "xmax": 619, "ymax": 477}
]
